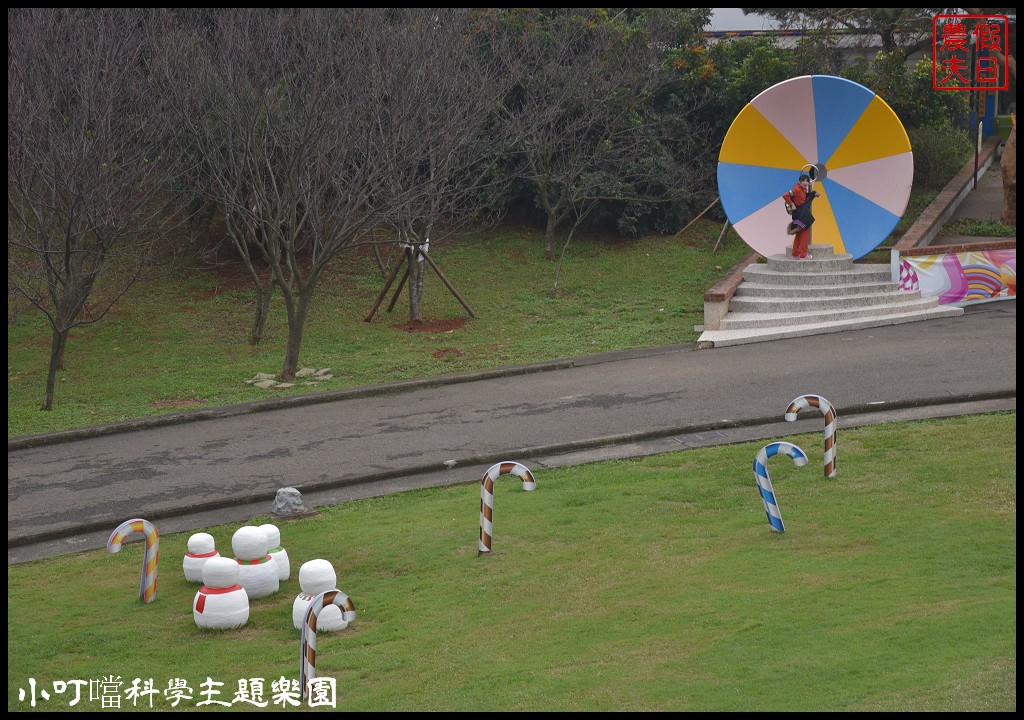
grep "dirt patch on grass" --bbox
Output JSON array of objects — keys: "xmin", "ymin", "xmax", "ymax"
[
  {"xmin": 391, "ymin": 318, "xmax": 467, "ymax": 333},
  {"xmin": 432, "ymin": 348, "xmax": 464, "ymax": 358}
]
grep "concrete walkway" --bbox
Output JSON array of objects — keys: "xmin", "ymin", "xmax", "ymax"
[
  {"xmin": 947, "ymin": 157, "xmax": 1008, "ymax": 226},
  {"xmin": 937, "ymin": 162, "xmax": 1012, "ymax": 247}
]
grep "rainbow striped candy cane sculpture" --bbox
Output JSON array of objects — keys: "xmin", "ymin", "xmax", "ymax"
[
  {"xmin": 784, "ymin": 394, "xmax": 838, "ymax": 478},
  {"xmin": 299, "ymin": 589, "xmax": 357, "ymax": 700},
  {"xmin": 754, "ymin": 442, "xmax": 808, "ymax": 532},
  {"xmin": 479, "ymin": 461, "xmax": 536, "ymax": 554},
  {"xmin": 107, "ymin": 518, "xmax": 160, "ymax": 603}
]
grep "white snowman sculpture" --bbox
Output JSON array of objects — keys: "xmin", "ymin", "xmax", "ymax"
[
  {"xmin": 193, "ymin": 556, "xmax": 249, "ymax": 629},
  {"xmin": 292, "ymin": 559, "xmax": 348, "ymax": 631},
  {"xmin": 259, "ymin": 523, "xmax": 290, "ymax": 581},
  {"xmin": 183, "ymin": 532, "xmax": 220, "ymax": 583},
  {"xmin": 232, "ymin": 526, "xmax": 280, "ymax": 599}
]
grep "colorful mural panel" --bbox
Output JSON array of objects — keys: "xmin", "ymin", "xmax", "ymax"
[{"xmin": 900, "ymin": 249, "xmax": 1016, "ymax": 304}]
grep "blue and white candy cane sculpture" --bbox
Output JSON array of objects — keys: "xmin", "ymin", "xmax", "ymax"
[{"xmin": 753, "ymin": 442, "xmax": 809, "ymax": 532}]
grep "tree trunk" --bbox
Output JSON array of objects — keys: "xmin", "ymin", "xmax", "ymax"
[
  {"xmin": 249, "ymin": 284, "xmax": 273, "ymax": 346},
  {"xmin": 408, "ymin": 246, "xmax": 424, "ymax": 323},
  {"xmin": 1001, "ymin": 124, "xmax": 1016, "ymax": 226},
  {"xmin": 544, "ymin": 213, "xmax": 558, "ymax": 261},
  {"xmin": 54, "ymin": 333, "xmax": 67, "ymax": 371},
  {"xmin": 280, "ymin": 290, "xmax": 312, "ymax": 381},
  {"xmin": 57, "ymin": 281, "xmax": 93, "ymax": 371},
  {"xmin": 225, "ymin": 212, "xmax": 274, "ymax": 346},
  {"xmin": 42, "ymin": 328, "xmax": 69, "ymax": 411}
]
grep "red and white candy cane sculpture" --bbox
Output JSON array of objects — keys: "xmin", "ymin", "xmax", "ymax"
[
  {"xmin": 784, "ymin": 394, "xmax": 837, "ymax": 478},
  {"xmin": 299, "ymin": 589, "xmax": 357, "ymax": 699},
  {"xmin": 479, "ymin": 461, "xmax": 536, "ymax": 554},
  {"xmin": 107, "ymin": 518, "xmax": 160, "ymax": 603}
]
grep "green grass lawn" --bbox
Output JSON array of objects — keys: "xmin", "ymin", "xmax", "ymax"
[
  {"xmin": 8, "ymin": 223, "xmax": 750, "ymax": 438},
  {"xmin": 939, "ymin": 217, "xmax": 1017, "ymax": 238},
  {"xmin": 6, "ymin": 178, "xmax": 959, "ymax": 440},
  {"xmin": 7, "ymin": 414, "xmax": 1016, "ymax": 711}
]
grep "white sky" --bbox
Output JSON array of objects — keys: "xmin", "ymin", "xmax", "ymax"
[{"xmin": 707, "ymin": 8, "xmax": 780, "ymax": 32}]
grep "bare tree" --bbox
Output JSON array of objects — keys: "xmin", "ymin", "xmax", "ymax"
[
  {"xmin": 962, "ymin": 8, "xmax": 1016, "ymax": 226},
  {"xmin": 175, "ymin": 8, "xmax": 426, "ymax": 378},
  {"xmin": 8, "ymin": 8, "xmax": 186, "ymax": 410},
  {"xmin": 998, "ymin": 55, "xmax": 1015, "ymax": 226},
  {"xmin": 495, "ymin": 9, "xmax": 709, "ymax": 261},
  {"xmin": 167, "ymin": 11, "xmax": 286, "ymax": 346},
  {"xmin": 364, "ymin": 9, "xmax": 518, "ymax": 323}
]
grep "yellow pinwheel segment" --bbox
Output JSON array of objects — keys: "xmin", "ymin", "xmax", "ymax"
[
  {"xmin": 827, "ymin": 96, "xmax": 911, "ymax": 170},
  {"xmin": 806, "ymin": 184, "xmax": 844, "ymax": 252},
  {"xmin": 719, "ymin": 104, "xmax": 810, "ymax": 169}
]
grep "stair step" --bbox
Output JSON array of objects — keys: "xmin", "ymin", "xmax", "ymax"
[
  {"xmin": 743, "ymin": 263, "xmax": 892, "ymax": 285},
  {"xmin": 765, "ymin": 253, "xmax": 854, "ymax": 272},
  {"xmin": 729, "ymin": 290, "xmax": 922, "ymax": 313},
  {"xmin": 701, "ymin": 253, "xmax": 969, "ymax": 348},
  {"xmin": 720, "ymin": 295, "xmax": 944, "ymax": 329},
  {"xmin": 735, "ymin": 280, "xmax": 899, "ymax": 298},
  {"xmin": 697, "ymin": 305, "xmax": 965, "ymax": 348},
  {"xmin": 786, "ymin": 244, "xmax": 836, "ymax": 257}
]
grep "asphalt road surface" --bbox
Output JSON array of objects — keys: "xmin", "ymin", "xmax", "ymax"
[{"xmin": 8, "ymin": 301, "xmax": 1015, "ymax": 563}]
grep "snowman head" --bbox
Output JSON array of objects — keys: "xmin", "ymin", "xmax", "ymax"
[
  {"xmin": 187, "ymin": 532, "xmax": 216, "ymax": 555},
  {"xmin": 258, "ymin": 523, "xmax": 281, "ymax": 549},
  {"xmin": 232, "ymin": 526, "xmax": 269, "ymax": 561},
  {"xmin": 299, "ymin": 559, "xmax": 337, "ymax": 595},
  {"xmin": 202, "ymin": 557, "xmax": 240, "ymax": 588}
]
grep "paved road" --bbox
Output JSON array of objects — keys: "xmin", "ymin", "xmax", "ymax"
[{"xmin": 8, "ymin": 301, "xmax": 1015, "ymax": 563}]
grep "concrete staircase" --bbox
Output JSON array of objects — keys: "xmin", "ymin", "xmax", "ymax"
[{"xmin": 696, "ymin": 245, "xmax": 964, "ymax": 348}]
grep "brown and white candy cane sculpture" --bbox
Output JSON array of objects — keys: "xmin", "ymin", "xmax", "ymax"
[
  {"xmin": 299, "ymin": 589, "xmax": 357, "ymax": 700},
  {"xmin": 784, "ymin": 394, "xmax": 837, "ymax": 478},
  {"xmin": 479, "ymin": 461, "xmax": 536, "ymax": 554}
]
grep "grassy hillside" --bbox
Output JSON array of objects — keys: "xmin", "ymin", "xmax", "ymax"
[{"xmin": 8, "ymin": 223, "xmax": 749, "ymax": 437}]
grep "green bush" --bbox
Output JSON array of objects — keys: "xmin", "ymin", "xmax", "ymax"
[{"xmin": 908, "ymin": 123, "xmax": 974, "ymax": 190}]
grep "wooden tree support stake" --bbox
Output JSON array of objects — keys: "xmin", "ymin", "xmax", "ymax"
[
  {"xmin": 712, "ymin": 219, "xmax": 731, "ymax": 254},
  {"xmin": 364, "ymin": 252, "xmax": 407, "ymax": 322},
  {"xmin": 385, "ymin": 267, "xmax": 411, "ymax": 314},
  {"xmin": 364, "ymin": 245, "xmax": 476, "ymax": 321},
  {"xmin": 421, "ymin": 250, "xmax": 476, "ymax": 318}
]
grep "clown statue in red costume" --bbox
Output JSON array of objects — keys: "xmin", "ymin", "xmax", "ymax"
[{"xmin": 782, "ymin": 173, "xmax": 820, "ymax": 259}]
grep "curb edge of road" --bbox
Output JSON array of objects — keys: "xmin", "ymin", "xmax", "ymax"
[
  {"xmin": 8, "ymin": 294, "xmax": 1014, "ymax": 453},
  {"xmin": 8, "ymin": 389, "xmax": 1015, "ymax": 550},
  {"xmin": 7, "ymin": 358, "xmax": 578, "ymax": 452},
  {"xmin": 7, "ymin": 344, "xmax": 698, "ymax": 452}
]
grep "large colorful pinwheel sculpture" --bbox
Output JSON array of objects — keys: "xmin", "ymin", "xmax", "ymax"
[{"xmin": 718, "ymin": 75, "xmax": 913, "ymax": 260}]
